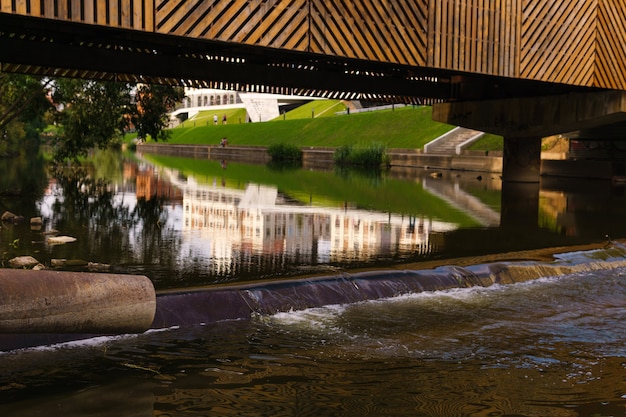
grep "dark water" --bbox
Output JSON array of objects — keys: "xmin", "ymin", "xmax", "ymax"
[{"xmin": 1, "ymin": 150, "xmax": 626, "ymax": 416}]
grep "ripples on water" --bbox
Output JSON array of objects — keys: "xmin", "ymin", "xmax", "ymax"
[
  {"xmin": 2, "ymin": 268, "xmax": 626, "ymax": 416},
  {"xmin": 3, "ymin": 154, "xmax": 626, "ymax": 415}
]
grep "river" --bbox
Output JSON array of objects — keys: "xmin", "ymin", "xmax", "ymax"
[{"xmin": 1, "ymin": 150, "xmax": 626, "ymax": 416}]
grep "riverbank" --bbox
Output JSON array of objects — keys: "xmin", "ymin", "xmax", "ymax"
[
  {"xmin": 138, "ymin": 141, "xmax": 626, "ymax": 179},
  {"xmin": 137, "ymin": 143, "xmax": 504, "ymax": 173}
]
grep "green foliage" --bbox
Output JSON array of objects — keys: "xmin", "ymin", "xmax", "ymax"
[
  {"xmin": 131, "ymin": 84, "xmax": 184, "ymax": 141},
  {"xmin": 333, "ymin": 143, "xmax": 388, "ymax": 167},
  {"xmin": 50, "ymin": 80, "xmax": 182, "ymax": 160},
  {"xmin": 0, "ymin": 73, "xmax": 52, "ymax": 157},
  {"xmin": 52, "ymin": 79, "xmax": 132, "ymax": 160},
  {"xmin": 333, "ymin": 145, "xmax": 352, "ymax": 163},
  {"xmin": 267, "ymin": 143, "xmax": 302, "ymax": 161}
]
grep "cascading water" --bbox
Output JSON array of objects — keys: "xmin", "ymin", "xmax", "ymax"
[
  {"xmin": 4, "ymin": 243, "xmax": 626, "ymax": 353},
  {"xmin": 152, "ymin": 243, "xmax": 626, "ymax": 327}
]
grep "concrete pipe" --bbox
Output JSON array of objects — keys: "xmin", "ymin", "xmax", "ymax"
[{"xmin": 0, "ymin": 269, "xmax": 156, "ymax": 334}]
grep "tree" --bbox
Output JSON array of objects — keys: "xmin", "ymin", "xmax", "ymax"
[
  {"xmin": 0, "ymin": 72, "xmax": 52, "ymax": 157},
  {"xmin": 52, "ymin": 78, "xmax": 132, "ymax": 160},
  {"xmin": 131, "ymin": 84, "xmax": 185, "ymax": 141},
  {"xmin": 51, "ymin": 80, "xmax": 184, "ymax": 160}
]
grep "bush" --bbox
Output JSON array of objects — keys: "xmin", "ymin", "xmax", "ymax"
[
  {"xmin": 333, "ymin": 145, "xmax": 353, "ymax": 164},
  {"xmin": 267, "ymin": 143, "xmax": 302, "ymax": 161},
  {"xmin": 333, "ymin": 143, "xmax": 388, "ymax": 167}
]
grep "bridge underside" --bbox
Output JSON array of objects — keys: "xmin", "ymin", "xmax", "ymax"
[
  {"xmin": 0, "ymin": 13, "xmax": 588, "ymax": 105},
  {"xmin": 2, "ymin": 7, "xmax": 625, "ymax": 184}
]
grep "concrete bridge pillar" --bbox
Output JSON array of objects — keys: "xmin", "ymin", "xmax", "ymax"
[
  {"xmin": 432, "ymin": 90, "xmax": 626, "ymax": 181},
  {"xmin": 502, "ymin": 136, "xmax": 542, "ymax": 183},
  {"xmin": 430, "ymin": 91, "xmax": 626, "ymax": 229}
]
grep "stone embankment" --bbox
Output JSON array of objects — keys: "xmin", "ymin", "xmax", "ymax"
[
  {"xmin": 137, "ymin": 142, "xmax": 626, "ymax": 179},
  {"xmin": 137, "ymin": 143, "xmax": 504, "ymax": 173}
]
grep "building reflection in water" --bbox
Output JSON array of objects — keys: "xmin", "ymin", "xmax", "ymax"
[
  {"xmin": 179, "ymin": 177, "xmax": 458, "ymax": 277},
  {"xmin": 126, "ymin": 154, "xmax": 626, "ymax": 285},
  {"xmin": 133, "ymin": 162, "xmax": 460, "ymax": 279}
]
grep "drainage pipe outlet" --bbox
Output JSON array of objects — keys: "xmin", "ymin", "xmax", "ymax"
[{"xmin": 0, "ymin": 269, "xmax": 156, "ymax": 334}]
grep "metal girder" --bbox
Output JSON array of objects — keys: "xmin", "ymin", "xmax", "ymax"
[
  {"xmin": 0, "ymin": 13, "xmax": 451, "ymax": 102},
  {"xmin": 0, "ymin": 12, "xmax": 593, "ymax": 103},
  {"xmin": 0, "ymin": 36, "xmax": 450, "ymax": 99}
]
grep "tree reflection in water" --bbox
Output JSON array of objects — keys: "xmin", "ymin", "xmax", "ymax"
[{"xmin": 46, "ymin": 162, "xmax": 182, "ymax": 284}]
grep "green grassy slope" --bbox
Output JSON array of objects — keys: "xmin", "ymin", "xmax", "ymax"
[
  {"xmin": 280, "ymin": 99, "xmax": 347, "ymax": 120},
  {"xmin": 163, "ymin": 105, "xmax": 456, "ymax": 149}
]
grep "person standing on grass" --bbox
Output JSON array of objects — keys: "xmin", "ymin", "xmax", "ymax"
[{"xmin": 213, "ymin": 114, "xmax": 218, "ymax": 125}]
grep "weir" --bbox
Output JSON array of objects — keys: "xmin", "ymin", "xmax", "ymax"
[
  {"xmin": 154, "ymin": 243, "xmax": 626, "ymax": 327},
  {"xmin": 1, "ymin": 244, "xmax": 626, "ymax": 352}
]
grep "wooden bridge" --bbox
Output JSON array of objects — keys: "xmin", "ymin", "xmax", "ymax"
[
  {"xmin": 2, "ymin": 0, "xmax": 626, "ymax": 181},
  {"xmin": 2, "ymin": 0, "xmax": 625, "ymax": 99}
]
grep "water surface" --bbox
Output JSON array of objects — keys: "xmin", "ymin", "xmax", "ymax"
[{"xmin": 1, "ymin": 151, "xmax": 626, "ymax": 416}]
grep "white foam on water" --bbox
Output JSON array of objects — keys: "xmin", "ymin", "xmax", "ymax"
[
  {"xmin": 256, "ymin": 270, "xmax": 609, "ymax": 362},
  {"xmin": 0, "ymin": 326, "xmax": 180, "ymax": 356}
]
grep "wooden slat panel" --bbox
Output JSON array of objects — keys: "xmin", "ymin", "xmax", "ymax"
[
  {"xmin": 2, "ymin": 0, "xmax": 625, "ymax": 91},
  {"xmin": 520, "ymin": 0, "xmax": 596, "ymax": 87},
  {"xmin": 57, "ymin": 0, "xmax": 68, "ymax": 20},
  {"xmin": 310, "ymin": 2, "xmax": 375, "ymax": 60},
  {"xmin": 427, "ymin": 0, "xmax": 520, "ymax": 77},
  {"xmin": 15, "ymin": 0, "xmax": 27, "ymax": 14},
  {"xmin": 133, "ymin": 0, "xmax": 142, "ymax": 28},
  {"xmin": 120, "ymin": 0, "xmax": 131, "ymax": 27},
  {"xmin": 0, "ymin": 0, "xmax": 13, "ymax": 13},
  {"xmin": 84, "ymin": 0, "xmax": 95, "ymax": 23},
  {"xmin": 155, "ymin": 0, "xmax": 427, "ymax": 66},
  {"xmin": 95, "ymin": 0, "xmax": 107, "ymax": 24},
  {"xmin": 43, "ymin": 0, "xmax": 55, "ymax": 17},
  {"xmin": 28, "ymin": 0, "xmax": 42, "ymax": 16},
  {"xmin": 144, "ymin": 0, "xmax": 154, "ymax": 31},
  {"xmin": 595, "ymin": 0, "xmax": 626, "ymax": 89},
  {"xmin": 70, "ymin": 0, "xmax": 80, "ymax": 20},
  {"xmin": 109, "ymin": 0, "xmax": 119, "ymax": 26},
  {"xmin": 310, "ymin": 0, "xmax": 428, "ymax": 65},
  {"xmin": 156, "ymin": 0, "xmax": 193, "ymax": 33}
]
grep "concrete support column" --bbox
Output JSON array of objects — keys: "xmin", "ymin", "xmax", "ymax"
[
  {"xmin": 500, "ymin": 182, "xmax": 540, "ymax": 229},
  {"xmin": 502, "ymin": 136, "xmax": 542, "ymax": 183}
]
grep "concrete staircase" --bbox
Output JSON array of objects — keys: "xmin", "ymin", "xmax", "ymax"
[{"xmin": 424, "ymin": 127, "xmax": 484, "ymax": 155}]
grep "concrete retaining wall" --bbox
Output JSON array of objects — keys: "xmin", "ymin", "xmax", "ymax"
[
  {"xmin": 388, "ymin": 150, "xmax": 502, "ymax": 172},
  {"xmin": 138, "ymin": 143, "xmax": 505, "ymax": 173},
  {"xmin": 138, "ymin": 143, "xmax": 624, "ymax": 178}
]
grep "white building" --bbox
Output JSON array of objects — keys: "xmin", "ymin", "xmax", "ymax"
[{"xmin": 171, "ymin": 88, "xmax": 320, "ymax": 125}]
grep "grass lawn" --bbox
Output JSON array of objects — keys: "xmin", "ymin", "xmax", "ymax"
[
  {"xmin": 280, "ymin": 99, "xmax": 347, "ymax": 120},
  {"xmin": 161, "ymin": 105, "xmax": 456, "ymax": 149}
]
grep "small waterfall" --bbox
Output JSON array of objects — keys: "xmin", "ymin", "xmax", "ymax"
[
  {"xmin": 152, "ymin": 243, "xmax": 626, "ymax": 329},
  {"xmin": 4, "ymin": 244, "xmax": 625, "ymax": 351}
]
